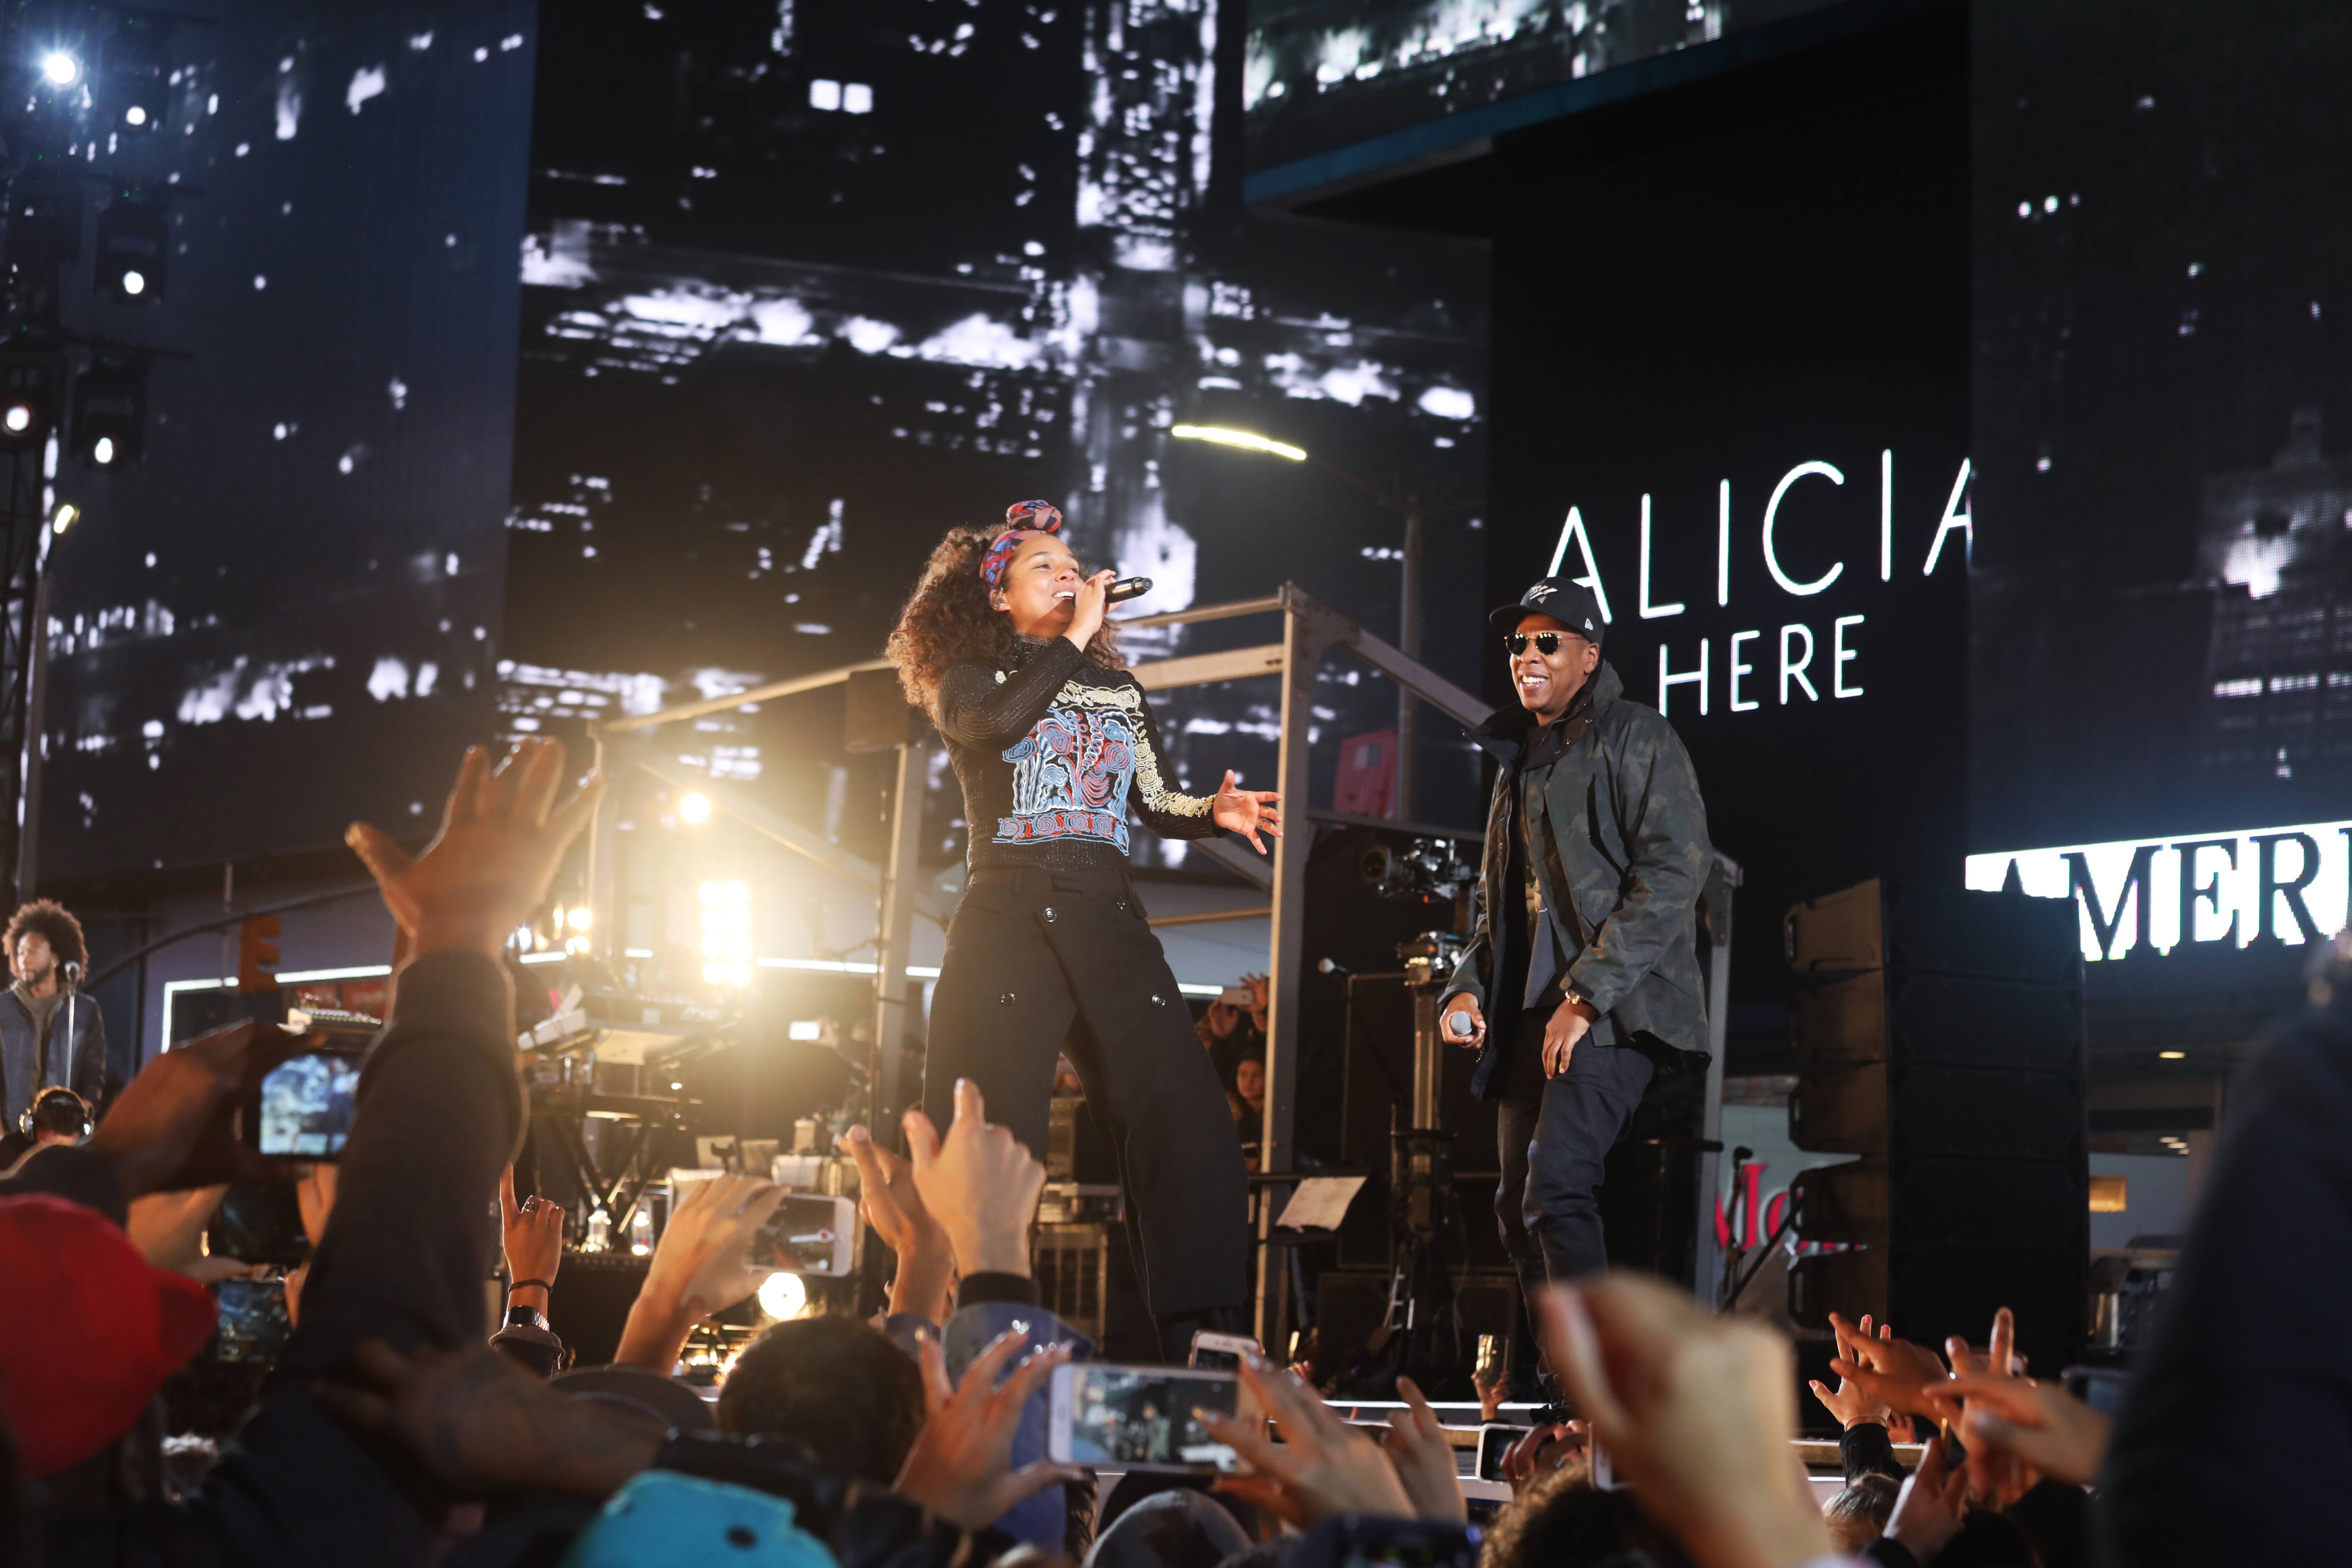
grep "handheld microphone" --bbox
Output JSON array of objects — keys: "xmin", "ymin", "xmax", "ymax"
[
  {"xmin": 61, "ymin": 960, "xmax": 81, "ymax": 989},
  {"xmin": 1107, "ymin": 576, "xmax": 1153, "ymax": 603},
  {"xmin": 1444, "ymin": 1009, "xmax": 1477, "ymax": 1039}
]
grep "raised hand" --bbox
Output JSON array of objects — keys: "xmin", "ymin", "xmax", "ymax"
[
  {"xmin": 1884, "ymin": 1434, "xmax": 1969, "ymax": 1560},
  {"xmin": 896, "ymin": 1327, "xmax": 1078, "ymax": 1527},
  {"xmin": 126, "ymin": 1185, "xmax": 258, "ymax": 1283},
  {"xmin": 500, "ymin": 1165, "xmax": 566, "ymax": 1315},
  {"xmin": 1541, "ymin": 1275, "xmax": 1830, "ymax": 1568},
  {"xmin": 1203, "ymin": 1353, "xmax": 1414, "ymax": 1529},
  {"xmin": 1382, "ymin": 1376, "xmax": 1468, "ymax": 1522},
  {"xmin": 1210, "ymin": 770, "xmax": 1282, "ymax": 854},
  {"xmin": 838, "ymin": 1122, "xmax": 955, "ymax": 1322},
  {"xmin": 1808, "ymin": 1311, "xmax": 1895, "ymax": 1429},
  {"xmin": 1940, "ymin": 1370, "xmax": 2110, "ymax": 1487},
  {"xmin": 1825, "ymin": 1311, "xmax": 1954, "ymax": 1421},
  {"xmin": 345, "ymin": 738, "xmax": 603, "ymax": 961},
  {"xmin": 903, "ymin": 1079, "xmax": 1045, "ymax": 1279},
  {"xmin": 611, "ymin": 1173, "xmax": 786, "ymax": 1371},
  {"xmin": 1499, "ymin": 1422, "xmax": 1587, "ymax": 1498}
]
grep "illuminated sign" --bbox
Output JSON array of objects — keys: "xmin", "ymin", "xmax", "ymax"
[
  {"xmin": 1546, "ymin": 451, "xmax": 1972, "ymax": 719},
  {"xmin": 1965, "ymin": 820, "xmax": 2352, "ymax": 961}
]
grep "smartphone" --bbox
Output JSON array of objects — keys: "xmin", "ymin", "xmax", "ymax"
[
  {"xmin": 749, "ymin": 1193, "xmax": 856, "ymax": 1277},
  {"xmin": 1218, "ymin": 985, "xmax": 1255, "ymax": 1007},
  {"xmin": 1046, "ymin": 1362, "xmax": 1242, "ymax": 1472},
  {"xmin": 241, "ymin": 1046, "xmax": 365, "ymax": 1160},
  {"xmin": 1189, "ymin": 1330, "xmax": 1262, "ymax": 1372},
  {"xmin": 1475, "ymin": 1423, "xmax": 1533, "ymax": 1482},
  {"xmin": 213, "ymin": 1278, "xmax": 292, "ymax": 1364},
  {"xmin": 1295, "ymin": 1514, "xmax": 1481, "ymax": 1568}
]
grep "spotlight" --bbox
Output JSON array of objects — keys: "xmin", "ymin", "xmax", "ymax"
[
  {"xmin": 0, "ymin": 341, "xmax": 63, "ymax": 454},
  {"xmin": 756, "ymin": 1271, "xmax": 806, "ymax": 1321},
  {"xmin": 97, "ymin": 18, "xmax": 170, "ymax": 133},
  {"xmin": 95, "ymin": 186, "xmax": 167, "ymax": 303},
  {"xmin": 678, "ymin": 791, "xmax": 712, "ymax": 824},
  {"xmin": 699, "ymin": 879, "xmax": 753, "ymax": 987},
  {"xmin": 566, "ymin": 907, "xmax": 593, "ymax": 932},
  {"xmin": 40, "ymin": 51, "xmax": 79, "ymax": 88},
  {"xmin": 71, "ymin": 352, "xmax": 146, "ymax": 468},
  {"xmin": 49, "ymin": 502, "xmax": 77, "ymax": 534}
]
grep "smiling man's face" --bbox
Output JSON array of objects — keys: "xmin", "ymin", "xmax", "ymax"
[{"xmin": 1509, "ymin": 612, "xmax": 1599, "ymax": 724}]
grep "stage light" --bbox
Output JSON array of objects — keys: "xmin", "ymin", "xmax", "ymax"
[
  {"xmin": 40, "ymin": 51, "xmax": 79, "ymax": 88},
  {"xmin": 97, "ymin": 18, "xmax": 171, "ymax": 134},
  {"xmin": 49, "ymin": 502, "xmax": 76, "ymax": 534},
  {"xmin": 678, "ymin": 791, "xmax": 712, "ymax": 824},
  {"xmin": 788, "ymin": 1020, "xmax": 821, "ymax": 1041},
  {"xmin": 567, "ymin": 906, "xmax": 593, "ymax": 932},
  {"xmin": 70, "ymin": 351, "xmax": 145, "ymax": 467},
  {"xmin": 95, "ymin": 186, "xmax": 167, "ymax": 303},
  {"xmin": 0, "ymin": 341, "xmax": 63, "ymax": 453},
  {"xmin": 1171, "ymin": 424, "xmax": 1308, "ymax": 462},
  {"xmin": 2158, "ymin": 1049, "xmax": 2185, "ymax": 1060},
  {"xmin": 757, "ymin": 1271, "xmax": 807, "ymax": 1320},
  {"xmin": 699, "ymin": 879, "xmax": 753, "ymax": 987}
]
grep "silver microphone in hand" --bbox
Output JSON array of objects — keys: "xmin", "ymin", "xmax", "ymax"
[
  {"xmin": 1106, "ymin": 576, "xmax": 1153, "ymax": 603},
  {"xmin": 1444, "ymin": 1008, "xmax": 1477, "ymax": 1039}
]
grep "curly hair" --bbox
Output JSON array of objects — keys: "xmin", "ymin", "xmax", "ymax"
[
  {"xmin": 1479, "ymin": 1461, "xmax": 1696, "ymax": 1568},
  {"xmin": 884, "ymin": 520, "xmax": 1122, "ymax": 716},
  {"xmin": 5, "ymin": 899, "xmax": 86, "ymax": 976}
]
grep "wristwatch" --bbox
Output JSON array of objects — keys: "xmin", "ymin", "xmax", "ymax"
[
  {"xmin": 503, "ymin": 1303, "xmax": 551, "ymax": 1334},
  {"xmin": 1563, "ymin": 990, "xmax": 1597, "ymax": 1019}
]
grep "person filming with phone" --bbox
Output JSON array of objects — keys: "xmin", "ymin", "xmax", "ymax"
[
  {"xmin": 0, "ymin": 898, "xmax": 109, "ymax": 1166},
  {"xmin": 1438, "ymin": 579, "xmax": 1714, "ymax": 1330}
]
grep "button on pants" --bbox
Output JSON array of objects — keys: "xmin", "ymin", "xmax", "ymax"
[{"xmin": 924, "ymin": 866, "xmax": 1248, "ymax": 1317}]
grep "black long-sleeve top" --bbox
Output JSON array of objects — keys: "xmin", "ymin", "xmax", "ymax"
[{"xmin": 935, "ymin": 634, "xmax": 1221, "ymax": 872}]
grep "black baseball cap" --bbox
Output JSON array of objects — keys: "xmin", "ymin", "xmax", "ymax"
[{"xmin": 1488, "ymin": 577, "xmax": 1606, "ymax": 643}]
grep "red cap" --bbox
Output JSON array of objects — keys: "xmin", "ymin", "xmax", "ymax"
[{"xmin": 0, "ymin": 1194, "xmax": 218, "ymax": 1477}]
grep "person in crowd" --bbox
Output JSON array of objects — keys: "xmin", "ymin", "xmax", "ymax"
[
  {"xmin": 19, "ymin": 1084, "xmax": 90, "ymax": 1152},
  {"xmin": 611, "ymin": 1169, "xmax": 789, "ymax": 1373},
  {"xmin": 0, "ymin": 899, "xmax": 109, "ymax": 1155},
  {"xmin": 884, "ymin": 499, "xmax": 1276, "ymax": 1356},
  {"xmin": 493, "ymin": 1163, "xmax": 570, "ymax": 1376},
  {"xmin": 1823, "ymin": 1475, "xmax": 1899, "ymax": 1557},
  {"xmin": 1480, "ymin": 1460, "xmax": 1702, "ymax": 1568},
  {"xmin": 1198, "ymin": 973, "xmax": 1268, "ymax": 1054},
  {"xmin": 716, "ymin": 1315, "xmax": 927, "ymax": 1484},
  {"xmin": 1439, "ymin": 579, "xmax": 1715, "ymax": 1324}
]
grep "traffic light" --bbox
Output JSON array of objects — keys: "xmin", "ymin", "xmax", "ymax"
[{"xmin": 237, "ymin": 915, "xmax": 280, "ymax": 995}]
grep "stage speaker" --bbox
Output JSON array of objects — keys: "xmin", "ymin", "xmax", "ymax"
[
  {"xmin": 1785, "ymin": 879, "xmax": 2086, "ymax": 1373},
  {"xmin": 1312, "ymin": 1268, "xmax": 1394, "ymax": 1377},
  {"xmin": 547, "ymin": 1251, "xmax": 652, "ymax": 1367}
]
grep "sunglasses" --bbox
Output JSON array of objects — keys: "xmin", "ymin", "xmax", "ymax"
[{"xmin": 1505, "ymin": 632, "xmax": 1581, "ymax": 656}]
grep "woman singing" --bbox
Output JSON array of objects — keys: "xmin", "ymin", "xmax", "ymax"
[{"xmin": 885, "ymin": 500, "xmax": 1279, "ymax": 1349}]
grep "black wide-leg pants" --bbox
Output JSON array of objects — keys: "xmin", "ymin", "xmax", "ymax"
[{"xmin": 923, "ymin": 865, "xmax": 1250, "ymax": 1318}]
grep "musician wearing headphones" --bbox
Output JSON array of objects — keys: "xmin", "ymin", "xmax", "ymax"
[{"xmin": 0, "ymin": 898, "xmax": 111, "ymax": 1162}]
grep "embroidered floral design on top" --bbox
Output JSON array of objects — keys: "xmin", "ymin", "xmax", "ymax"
[{"xmin": 999, "ymin": 706, "xmax": 1139, "ymax": 850}]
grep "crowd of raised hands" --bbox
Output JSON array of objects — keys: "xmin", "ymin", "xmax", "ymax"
[{"xmin": 0, "ymin": 735, "xmax": 2260, "ymax": 1568}]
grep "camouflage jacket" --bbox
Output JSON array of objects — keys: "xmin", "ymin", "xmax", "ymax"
[{"xmin": 1441, "ymin": 660, "xmax": 1714, "ymax": 1098}]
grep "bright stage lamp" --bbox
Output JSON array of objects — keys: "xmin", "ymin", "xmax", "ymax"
[
  {"xmin": 91, "ymin": 435, "xmax": 116, "ymax": 465},
  {"xmin": 124, "ymin": 104, "xmax": 145, "ymax": 126},
  {"xmin": 120, "ymin": 269, "xmax": 145, "ymax": 296},
  {"xmin": 567, "ymin": 906, "xmax": 593, "ymax": 932},
  {"xmin": 49, "ymin": 503, "xmax": 77, "ymax": 535},
  {"xmin": 41, "ymin": 51, "xmax": 79, "ymax": 86},
  {"xmin": 678, "ymin": 791, "xmax": 712, "ymax": 824},
  {"xmin": 4, "ymin": 406, "xmax": 28, "ymax": 434},
  {"xmin": 757, "ymin": 1271, "xmax": 807, "ymax": 1321},
  {"xmin": 1170, "ymin": 424, "xmax": 1308, "ymax": 462}
]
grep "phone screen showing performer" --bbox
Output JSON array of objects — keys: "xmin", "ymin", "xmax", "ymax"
[
  {"xmin": 245, "ymin": 1049, "xmax": 364, "ymax": 1158},
  {"xmin": 213, "ymin": 1279, "xmax": 292, "ymax": 1364},
  {"xmin": 749, "ymin": 1193, "xmax": 856, "ymax": 1276},
  {"xmin": 1047, "ymin": 1363, "xmax": 1241, "ymax": 1472}
]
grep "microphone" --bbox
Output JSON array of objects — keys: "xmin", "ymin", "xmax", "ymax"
[
  {"xmin": 1316, "ymin": 957, "xmax": 1350, "ymax": 977},
  {"xmin": 61, "ymin": 960, "xmax": 81, "ymax": 989},
  {"xmin": 1107, "ymin": 576, "xmax": 1153, "ymax": 603}
]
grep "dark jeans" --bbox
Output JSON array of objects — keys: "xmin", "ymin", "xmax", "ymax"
[
  {"xmin": 925, "ymin": 865, "xmax": 1248, "ymax": 1318},
  {"xmin": 1494, "ymin": 1009, "xmax": 1656, "ymax": 1297}
]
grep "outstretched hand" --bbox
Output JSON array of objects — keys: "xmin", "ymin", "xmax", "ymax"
[
  {"xmin": 896, "ymin": 1327, "xmax": 1079, "ymax": 1528},
  {"xmin": 839, "ymin": 1122, "xmax": 955, "ymax": 1322},
  {"xmin": 1809, "ymin": 1312, "xmax": 1897, "ymax": 1429},
  {"xmin": 1210, "ymin": 769, "xmax": 1282, "ymax": 854},
  {"xmin": 1940, "ymin": 1370, "xmax": 2110, "ymax": 1488},
  {"xmin": 1204, "ymin": 1353, "xmax": 1414, "ymax": 1529},
  {"xmin": 1825, "ymin": 1311, "xmax": 1954, "ymax": 1422},
  {"xmin": 612, "ymin": 1173, "xmax": 785, "ymax": 1371},
  {"xmin": 87, "ymin": 1020, "xmax": 309, "ymax": 1199},
  {"xmin": 1383, "ymin": 1376, "xmax": 1468, "ymax": 1522},
  {"xmin": 903, "ymin": 1079, "xmax": 1045, "ymax": 1279},
  {"xmin": 345, "ymin": 738, "xmax": 602, "ymax": 961}
]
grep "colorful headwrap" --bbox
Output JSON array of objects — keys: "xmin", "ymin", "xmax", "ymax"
[{"xmin": 979, "ymin": 499, "xmax": 1064, "ymax": 588}]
